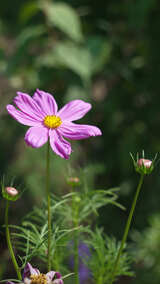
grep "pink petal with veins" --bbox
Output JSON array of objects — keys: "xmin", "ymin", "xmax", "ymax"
[
  {"xmin": 59, "ymin": 121, "xmax": 102, "ymax": 140},
  {"xmin": 49, "ymin": 129, "xmax": 72, "ymax": 159},
  {"xmin": 25, "ymin": 127, "xmax": 49, "ymax": 148},
  {"xmin": 58, "ymin": 100, "xmax": 91, "ymax": 121}
]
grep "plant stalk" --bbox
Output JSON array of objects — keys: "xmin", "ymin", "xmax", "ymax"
[
  {"xmin": 109, "ymin": 174, "xmax": 144, "ymax": 284},
  {"xmin": 71, "ymin": 192, "xmax": 80, "ymax": 284},
  {"xmin": 46, "ymin": 140, "xmax": 51, "ymax": 271},
  {"xmin": 74, "ymin": 218, "xmax": 79, "ymax": 284},
  {"xmin": 5, "ymin": 200, "xmax": 22, "ymax": 280}
]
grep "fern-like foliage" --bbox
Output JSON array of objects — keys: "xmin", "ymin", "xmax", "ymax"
[
  {"xmin": 11, "ymin": 194, "xmax": 77, "ymax": 272},
  {"xmin": 61, "ymin": 187, "xmax": 125, "ymax": 225},
  {"xmin": 10, "ymin": 184, "xmax": 126, "ymax": 278},
  {"xmin": 132, "ymin": 213, "xmax": 160, "ymax": 284},
  {"xmin": 85, "ymin": 227, "xmax": 133, "ymax": 284}
]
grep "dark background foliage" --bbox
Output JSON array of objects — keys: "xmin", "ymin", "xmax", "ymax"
[{"xmin": 0, "ymin": 0, "xmax": 160, "ymax": 283}]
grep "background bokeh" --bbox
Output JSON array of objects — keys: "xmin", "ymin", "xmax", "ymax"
[{"xmin": 0, "ymin": 0, "xmax": 160, "ymax": 283}]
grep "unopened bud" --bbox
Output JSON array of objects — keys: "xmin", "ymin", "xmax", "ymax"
[
  {"xmin": 2, "ymin": 185, "xmax": 20, "ymax": 201},
  {"xmin": 74, "ymin": 196, "xmax": 81, "ymax": 203},
  {"xmin": 138, "ymin": 159, "xmax": 152, "ymax": 168},
  {"xmin": 130, "ymin": 152, "xmax": 156, "ymax": 175},
  {"xmin": 5, "ymin": 187, "xmax": 18, "ymax": 196},
  {"xmin": 67, "ymin": 177, "xmax": 81, "ymax": 187}
]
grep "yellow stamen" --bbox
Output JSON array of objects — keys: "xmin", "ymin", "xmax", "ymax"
[
  {"xmin": 43, "ymin": 115, "xmax": 62, "ymax": 129},
  {"xmin": 30, "ymin": 274, "xmax": 47, "ymax": 284}
]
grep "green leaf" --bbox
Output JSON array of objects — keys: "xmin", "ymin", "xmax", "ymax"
[
  {"xmin": 37, "ymin": 41, "xmax": 92, "ymax": 81},
  {"xmin": 87, "ymin": 36, "xmax": 111, "ymax": 73},
  {"xmin": 17, "ymin": 25, "xmax": 46, "ymax": 47},
  {"xmin": 41, "ymin": 2, "xmax": 83, "ymax": 42},
  {"xmin": 19, "ymin": 2, "xmax": 40, "ymax": 23}
]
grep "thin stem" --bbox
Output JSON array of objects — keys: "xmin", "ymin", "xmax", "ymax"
[
  {"xmin": 74, "ymin": 219, "xmax": 79, "ymax": 284},
  {"xmin": 5, "ymin": 200, "xmax": 22, "ymax": 280},
  {"xmin": 97, "ymin": 275, "xmax": 103, "ymax": 284},
  {"xmin": 53, "ymin": 249, "xmax": 59, "ymax": 271},
  {"xmin": 109, "ymin": 174, "xmax": 144, "ymax": 284},
  {"xmin": 46, "ymin": 140, "xmax": 51, "ymax": 271},
  {"xmin": 71, "ymin": 193, "xmax": 80, "ymax": 284}
]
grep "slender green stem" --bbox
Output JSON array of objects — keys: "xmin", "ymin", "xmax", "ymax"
[
  {"xmin": 46, "ymin": 140, "xmax": 51, "ymax": 271},
  {"xmin": 5, "ymin": 200, "xmax": 22, "ymax": 280},
  {"xmin": 53, "ymin": 249, "xmax": 59, "ymax": 271},
  {"xmin": 74, "ymin": 219, "xmax": 79, "ymax": 284},
  {"xmin": 71, "ymin": 193, "xmax": 80, "ymax": 284},
  {"xmin": 109, "ymin": 174, "xmax": 144, "ymax": 284},
  {"xmin": 97, "ymin": 275, "xmax": 103, "ymax": 284},
  {"xmin": 74, "ymin": 221, "xmax": 79, "ymax": 284}
]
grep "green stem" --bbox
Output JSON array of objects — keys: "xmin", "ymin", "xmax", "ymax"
[
  {"xmin": 72, "ymin": 193, "xmax": 80, "ymax": 284},
  {"xmin": 46, "ymin": 140, "xmax": 51, "ymax": 271},
  {"xmin": 109, "ymin": 174, "xmax": 144, "ymax": 284},
  {"xmin": 97, "ymin": 275, "xmax": 103, "ymax": 284},
  {"xmin": 53, "ymin": 249, "xmax": 59, "ymax": 271},
  {"xmin": 5, "ymin": 200, "xmax": 22, "ymax": 280},
  {"xmin": 74, "ymin": 219, "xmax": 79, "ymax": 284}
]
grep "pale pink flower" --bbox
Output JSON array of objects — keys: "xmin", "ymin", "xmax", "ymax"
[{"xmin": 7, "ymin": 89, "xmax": 102, "ymax": 159}]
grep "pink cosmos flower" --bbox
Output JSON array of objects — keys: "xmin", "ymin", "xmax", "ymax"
[
  {"xmin": 7, "ymin": 262, "xmax": 63, "ymax": 284},
  {"xmin": 7, "ymin": 89, "xmax": 102, "ymax": 159}
]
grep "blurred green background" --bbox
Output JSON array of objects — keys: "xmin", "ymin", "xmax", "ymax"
[{"xmin": 0, "ymin": 0, "xmax": 160, "ymax": 283}]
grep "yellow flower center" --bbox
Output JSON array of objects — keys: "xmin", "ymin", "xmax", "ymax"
[
  {"xmin": 43, "ymin": 115, "xmax": 62, "ymax": 129},
  {"xmin": 30, "ymin": 274, "xmax": 47, "ymax": 284}
]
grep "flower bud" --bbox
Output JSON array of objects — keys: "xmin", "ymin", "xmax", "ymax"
[
  {"xmin": 74, "ymin": 196, "xmax": 81, "ymax": 203},
  {"xmin": 5, "ymin": 187, "xmax": 18, "ymax": 196},
  {"xmin": 2, "ymin": 185, "xmax": 20, "ymax": 201},
  {"xmin": 67, "ymin": 177, "xmax": 81, "ymax": 187},
  {"xmin": 137, "ymin": 157, "xmax": 154, "ymax": 175},
  {"xmin": 138, "ymin": 158, "xmax": 152, "ymax": 168},
  {"xmin": 130, "ymin": 152, "xmax": 156, "ymax": 175}
]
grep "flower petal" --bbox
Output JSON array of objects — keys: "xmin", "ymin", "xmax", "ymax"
[
  {"xmin": 25, "ymin": 127, "xmax": 49, "ymax": 148},
  {"xmin": 46, "ymin": 271, "xmax": 56, "ymax": 280},
  {"xmin": 33, "ymin": 89, "xmax": 58, "ymax": 115},
  {"xmin": 58, "ymin": 121, "xmax": 102, "ymax": 140},
  {"xmin": 23, "ymin": 263, "xmax": 40, "ymax": 279},
  {"xmin": 15, "ymin": 92, "xmax": 45, "ymax": 120},
  {"xmin": 6, "ymin": 105, "xmax": 41, "ymax": 127},
  {"xmin": 57, "ymin": 100, "xmax": 91, "ymax": 121},
  {"xmin": 49, "ymin": 129, "xmax": 72, "ymax": 159}
]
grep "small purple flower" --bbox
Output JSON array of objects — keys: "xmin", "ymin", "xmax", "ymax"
[
  {"xmin": 7, "ymin": 262, "xmax": 63, "ymax": 284},
  {"xmin": 6, "ymin": 89, "xmax": 102, "ymax": 159},
  {"xmin": 70, "ymin": 242, "xmax": 91, "ymax": 284}
]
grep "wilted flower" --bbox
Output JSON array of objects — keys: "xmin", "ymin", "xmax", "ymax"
[
  {"xmin": 7, "ymin": 262, "xmax": 63, "ymax": 284},
  {"xmin": 7, "ymin": 89, "xmax": 102, "ymax": 159}
]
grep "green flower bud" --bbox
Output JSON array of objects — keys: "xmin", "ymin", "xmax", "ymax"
[{"xmin": 74, "ymin": 196, "xmax": 81, "ymax": 203}]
